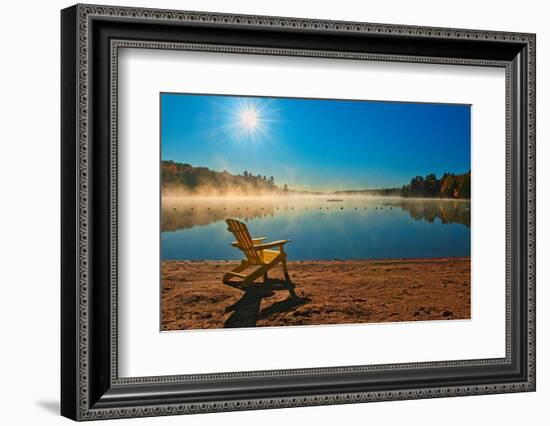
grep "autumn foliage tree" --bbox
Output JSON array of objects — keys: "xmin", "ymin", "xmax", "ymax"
[{"xmin": 401, "ymin": 171, "xmax": 471, "ymax": 199}]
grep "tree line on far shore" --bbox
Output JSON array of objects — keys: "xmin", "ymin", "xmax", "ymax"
[
  {"xmin": 400, "ymin": 171, "xmax": 471, "ymax": 199},
  {"xmin": 162, "ymin": 161, "xmax": 289, "ymax": 196},
  {"xmin": 162, "ymin": 160, "xmax": 470, "ymax": 199},
  {"xmin": 336, "ymin": 171, "xmax": 471, "ymax": 199}
]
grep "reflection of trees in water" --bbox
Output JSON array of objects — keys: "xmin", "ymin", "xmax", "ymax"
[
  {"xmin": 162, "ymin": 204, "xmax": 276, "ymax": 232},
  {"xmin": 390, "ymin": 199, "xmax": 470, "ymax": 228},
  {"xmin": 162, "ymin": 198, "xmax": 471, "ymax": 232}
]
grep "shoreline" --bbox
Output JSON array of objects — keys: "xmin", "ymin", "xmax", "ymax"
[
  {"xmin": 161, "ymin": 257, "xmax": 471, "ymax": 331},
  {"xmin": 162, "ymin": 256, "xmax": 470, "ymax": 262}
]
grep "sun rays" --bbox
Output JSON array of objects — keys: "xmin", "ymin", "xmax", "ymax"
[{"xmin": 205, "ymin": 97, "xmax": 281, "ymax": 151}]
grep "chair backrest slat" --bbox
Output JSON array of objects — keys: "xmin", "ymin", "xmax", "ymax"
[{"xmin": 226, "ymin": 218, "xmax": 262, "ymax": 264}]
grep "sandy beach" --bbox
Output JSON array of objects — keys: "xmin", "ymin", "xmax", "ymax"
[{"xmin": 161, "ymin": 257, "xmax": 470, "ymax": 330}]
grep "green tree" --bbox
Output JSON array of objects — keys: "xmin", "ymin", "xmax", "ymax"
[{"xmin": 457, "ymin": 172, "xmax": 471, "ymax": 198}]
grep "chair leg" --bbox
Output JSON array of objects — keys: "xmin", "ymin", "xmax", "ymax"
[
  {"xmin": 281, "ymin": 259, "xmax": 298, "ymax": 298},
  {"xmin": 263, "ymin": 270, "xmax": 268, "ymax": 282},
  {"xmin": 282, "ymin": 259, "xmax": 291, "ymax": 282}
]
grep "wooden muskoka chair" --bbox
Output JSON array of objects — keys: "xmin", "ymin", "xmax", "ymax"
[{"xmin": 223, "ymin": 218, "xmax": 294, "ymax": 290}]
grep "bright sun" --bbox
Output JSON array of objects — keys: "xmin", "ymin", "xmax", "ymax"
[
  {"xmin": 217, "ymin": 99, "xmax": 278, "ymax": 145},
  {"xmin": 240, "ymin": 109, "xmax": 258, "ymax": 130}
]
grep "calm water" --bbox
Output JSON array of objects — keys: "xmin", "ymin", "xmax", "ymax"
[{"xmin": 161, "ymin": 196, "xmax": 470, "ymax": 261}]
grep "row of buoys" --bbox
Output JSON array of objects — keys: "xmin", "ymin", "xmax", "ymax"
[{"xmin": 172, "ymin": 206, "xmax": 393, "ymax": 211}]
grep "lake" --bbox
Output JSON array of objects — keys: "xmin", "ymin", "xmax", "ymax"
[{"xmin": 161, "ymin": 196, "xmax": 470, "ymax": 261}]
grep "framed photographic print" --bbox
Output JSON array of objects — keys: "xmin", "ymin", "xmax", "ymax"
[
  {"xmin": 61, "ymin": 4, "xmax": 536, "ymax": 421},
  {"xmin": 159, "ymin": 93, "xmax": 473, "ymax": 331}
]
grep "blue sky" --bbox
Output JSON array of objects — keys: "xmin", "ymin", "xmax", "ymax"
[{"xmin": 161, "ymin": 93, "xmax": 470, "ymax": 191}]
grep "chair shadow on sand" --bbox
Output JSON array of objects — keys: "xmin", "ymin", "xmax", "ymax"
[{"xmin": 223, "ymin": 278, "xmax": 311, "ymax": 328}]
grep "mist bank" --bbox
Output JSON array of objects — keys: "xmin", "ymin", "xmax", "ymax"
[{"xmin": 162, "ymin": 161, "xmax": 470, "ymax": 199}]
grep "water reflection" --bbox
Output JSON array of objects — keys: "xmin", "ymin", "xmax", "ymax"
[
  {"xmin": 161, "ymin": 196, "xmax": 470, "ymax": 261},
  {"xmin": 162, "ymin": 196, "xmax": 470, "ymax": 232},
  {"xmin": 162, "ymin": 199, "xmax": 277, "ymax": 232},
  {"xmin": 383, "ymin": 199, "xmax": 470, "ymax": 228}
]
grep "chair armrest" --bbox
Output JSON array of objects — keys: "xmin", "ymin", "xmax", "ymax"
[
  {"xmin": 230, "ymin": 237, "xmax": 267, "ymax": 247},
  {"xmin": 253, "ymin": 240, "xmax": 291, "ymax": 250}
]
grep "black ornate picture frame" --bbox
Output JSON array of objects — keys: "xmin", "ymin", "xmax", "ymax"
[{"xmin": 61, "ymin": 4, "xmax": 536, "ymax": 421}]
